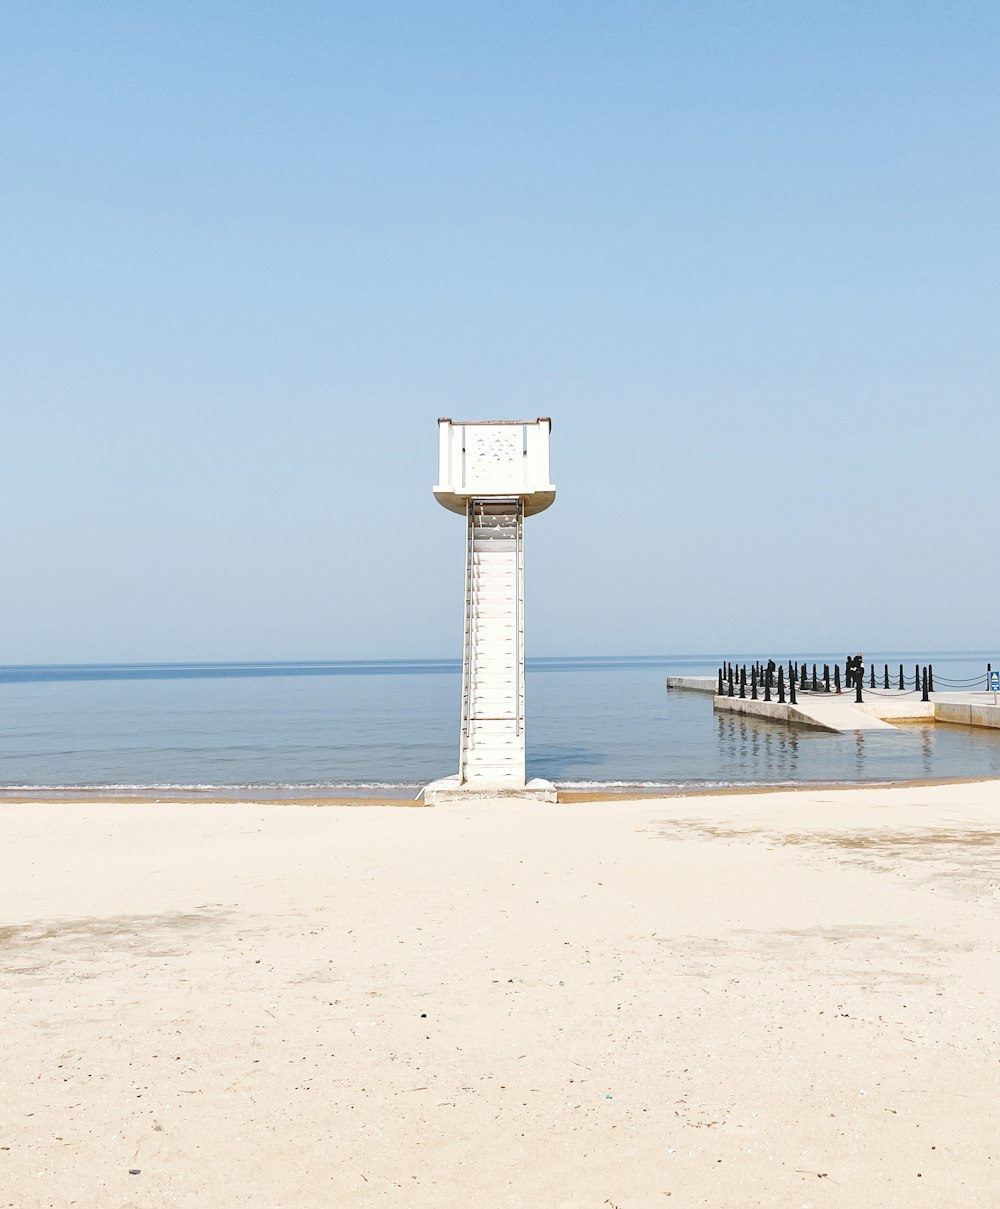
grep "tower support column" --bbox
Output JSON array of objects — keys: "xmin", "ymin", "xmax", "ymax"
[{"xmin": 423, "ymin": 419, "xmax": 557, "ymax": 804}]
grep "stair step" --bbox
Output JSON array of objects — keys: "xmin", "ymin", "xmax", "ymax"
[{"xmin": 461, "ymin": 498, "xmax": 526, "ymax": 782}]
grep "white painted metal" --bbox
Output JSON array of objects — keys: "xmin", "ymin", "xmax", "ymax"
[
  {"xmin": 433, "ymin": 418, "xmax": 555, "ymax": 516},
  {"xmin": 459, "ymin": 499, "xmax": 525, "ymax": 785},
  {"xmin": 424, "ymin": 418, "xmax": 555, "ymax": 802}
]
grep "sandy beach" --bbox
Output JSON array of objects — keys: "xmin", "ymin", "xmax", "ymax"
[{"xmin": 2, "ymin": 782, "xmax": 999, "ymax": 1208}]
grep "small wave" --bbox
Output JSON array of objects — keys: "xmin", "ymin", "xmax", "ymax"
[{"xmin": 0, "ymin": 781, "xmax": 422, "ymax": 791}]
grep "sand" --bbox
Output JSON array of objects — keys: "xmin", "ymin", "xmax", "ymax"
[{"xmin": 1, "ymin": 782, "xmax": 999, "ymax": 1208}]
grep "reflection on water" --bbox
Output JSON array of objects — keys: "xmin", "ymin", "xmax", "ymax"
[{"xmin": 716, "ymin": 714, "xmax": 801, "ymax": 782}]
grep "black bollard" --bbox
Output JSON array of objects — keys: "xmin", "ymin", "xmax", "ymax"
[
  {"xmin": 812, "ymin": 663, "xmax": 818, "ymax": 692},
  {"xmin": 789, "ymin": 672, "xmax": 797, "ymax": 704},
  {"xmin": 869, "ymin": 663, "xmax": 875, "ymax": 689},
  {"xmin": 928, "ymin": 664, "xmax": 934, "ymax": 693},
  {"xmin": 728, "ymin": 666, "xmax": 735, "ymax": 697},
  {"xmin": 899, "ymin": 663, "xmax": 904, "ymax": 690},
  {"xmin": 777, "ymin": 666, "xmax": 786, "ymax": 703},
  {"xmin": 764, "ymin": 669, "xmax": 772, "ymax": 702},
  {"xmin": 856, "ymin": 669, "xmax": 864, "ymax": 703},
  {"xmin": 800, "ymin": 663, "xmax": 808, "ymax": 690},
  {"xmin": 921, "ymin": 667, "xmax": 929, "ymax": 702},
  {"xmin": 718, "ymin": 668, "xmax": 724, "ymax": 696},
  {"xmin": 824, "ymin": 664, "xmax": 830, "ymax": 693},
  {"xmin": 751, "ymin": 666, "xmax": 758, "ymax": 700},
  {"xmin": 834, "ymin": 664, "xmax": 841, "ymax": 694},
  {"xmin": 883, "ymin": 663, "xmax": 889, "ymax": 689},
  {"xmin": 739, "ymin": 666, "xmax": 746, "ymax": 699},
  {"xmin": 915, "ymin": 663, "xmax": 920, "ymax": 692}
]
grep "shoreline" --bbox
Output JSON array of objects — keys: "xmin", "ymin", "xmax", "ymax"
[{"xmin": 1, "ymin": 772, "xmax": 999, "ymax": 806}]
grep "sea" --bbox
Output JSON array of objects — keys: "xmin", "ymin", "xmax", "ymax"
[{"xmin": 1, "ymin": 651, "xmax": 998, "ymax": 799}]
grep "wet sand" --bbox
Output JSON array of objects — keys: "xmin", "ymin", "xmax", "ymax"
[{"xmin": 2, "ymin": 781, "xmax": 999, "ymax": 1207}]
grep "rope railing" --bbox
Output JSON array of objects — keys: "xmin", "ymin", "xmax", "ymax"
[{"xmin": 714, "ymin": 658, "xmax": 996, "ymax": 705}]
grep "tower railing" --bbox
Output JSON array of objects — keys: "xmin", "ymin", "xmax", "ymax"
[
  {"xmin": 459, "ymin": 500, "xmax": 476, "ymax": 779},
  {"xmin": 515, "ymin": 497, "xmax": 523, "ymax": 738}
]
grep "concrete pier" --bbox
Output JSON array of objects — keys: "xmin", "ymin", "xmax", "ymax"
[
  {"xmin": 665, "ymin": 676, "xmax": 717, "ymax": 692},
  {"xmin": 934, "ymin": 700, "xmax": 1000, "ymax": 730},
  {"xmin": 665, "ymin": 678, "xmax": 1000, "ymax": 733},
  {"xmin": 713, "ymin": 694, "xmax": 895, "ymax": 732},
  {"xmin": 710, "ymin": 690, "xmax": 1000, "ymax": 733}
]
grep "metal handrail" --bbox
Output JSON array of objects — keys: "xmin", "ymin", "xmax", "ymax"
[
  {"xmin": 515, "ymin": 498, "xmax": 522, "ymax": 738},
  {"xmin": 459, "ymin": 500, "xmax": 475, "ymax": 780},
  {"xmin": 439, "ymin": 417, "xmax": 551, "ymax": 427},
  {"xmin": 461, "ymin": 496, "xmax": 524, "ymax": 767}
]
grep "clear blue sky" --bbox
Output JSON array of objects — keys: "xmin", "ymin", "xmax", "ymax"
[{"xmin": 2, "ymin": 1, "xmax": 997, "ymax": 662}]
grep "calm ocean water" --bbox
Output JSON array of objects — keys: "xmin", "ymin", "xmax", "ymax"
[
  {"xmin": 1, "ymin": 648, "xmax": 1000, "ymax": 797},
  {"xmin": 1, "ymin": 653, "xmax": 998, "ymax": 798}
]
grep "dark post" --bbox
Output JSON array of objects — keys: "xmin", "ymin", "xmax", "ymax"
[
  {"xmin": 751, "ymin": 666, "xmax": 758, "ymax": 700},
  {"xmin": 764, "ymin": 668, "xmax": 772, "ymax": 702},
  {"xmin": 869, "ymin": 663, "xmax": 875, "ymax": 689},
  {"xmin": 777, "ymin": 666, "xmax": 786, "ymax": 703},
  {"xmin": 883, "ymin": 663, "xmax": 889, "ymax": 689},
  {"xmin": 789, "ymin": 671, "xmax": 797, "ymax": 704},
  {"xmin": 855, "ymin": 671, "xmax": 864, "ymax": 703},
  {"xmin": 834, "ymin": 664, "xmax": 841, "ymax": 694},
  {"xmin": 718, "ymin": 668, "xmax": 724, "ymax": 696},
  {"xmin": 928, "ymin": 664, "xmax": 934, "ymax": 693},
  {"xmin": 915, "ymin": 663, "xmax": 920, "ymax": 692},
  {"xmin": 739, "ymin": 666, "xmax": 746, "ymax": 698},
  {"xmin": 728, "ymin": 666, "xmax": 735, "ymax": 697},
  {"xmin": 899, "ymin": 663, "xmax": 904, "ymax": 690},
  {"xmin": 824, "ymin": 664, "xmax": 830, "ymax": 692},
  {"xmin": 800, "ymin": 664, "xmax": 808, "ymax": 690},
  {"xmin": 921, "ymin": 667, "xmax": 929, "ymax": 702},
  {"xmin": 812, "ymin": 663, "xmax": 818, "ymax": 692}
]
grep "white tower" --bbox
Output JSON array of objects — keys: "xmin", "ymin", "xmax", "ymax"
[{"xmin": 423, "ymin": 418, "xmax": 557, "ymax": 804}]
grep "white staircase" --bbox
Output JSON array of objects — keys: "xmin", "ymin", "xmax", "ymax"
[{"xmin": 459, "ymin": 498, "xmax": 525, "ymax": 786}]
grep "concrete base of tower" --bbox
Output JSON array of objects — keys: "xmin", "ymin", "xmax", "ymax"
[{"xmin": 421, "ymin": 775, "xmax": 558, "ymax": 805}]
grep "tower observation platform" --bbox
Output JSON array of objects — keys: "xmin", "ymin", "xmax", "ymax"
[{"xmin": 423, "ymin": 419, "xmax": 557, "ymax": 804}]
